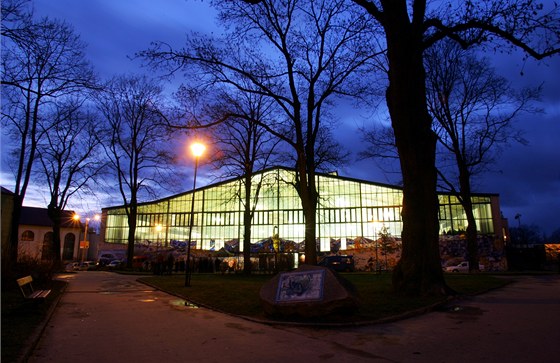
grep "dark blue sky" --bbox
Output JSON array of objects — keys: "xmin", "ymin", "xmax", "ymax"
[{"xmin": 3, "ymin": 0, "xmax": 559, "ymax": 235}]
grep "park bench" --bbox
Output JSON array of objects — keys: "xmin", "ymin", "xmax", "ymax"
[{"xmin": 16, "ymin": 275, "xmax": 51, "ymax": 300}]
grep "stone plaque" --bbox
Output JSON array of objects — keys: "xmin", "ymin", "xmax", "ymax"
[{"xmin": 275, "ymin": 269, "xmax": 325, "ymax": 303}]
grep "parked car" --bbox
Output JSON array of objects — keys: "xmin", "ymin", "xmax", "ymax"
[
  {"xmin": 106, "ymin": 260, "xmax": 123, "ymax": 270},
  {"xmin": 98, "ymin": 253, "xmax": 119, "ymax": 266},
  {"xmin": 78, "ymin": 261, "xmax": 98, "ymax": 271},
  {"xmin": 318, "ymin": 255, "xmax": 355, "ymax": 272},
  {"xmin": 65, "ymin": 262, "xmax": 80, "ymax": 272},
  {"xmin": 444, "ymin": 261, "xmax": 485, "ymax": 273}
]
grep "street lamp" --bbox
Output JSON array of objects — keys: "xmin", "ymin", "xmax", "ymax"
[
  {"xmin": 185, "ymin": 141, "xmax": 206, "ymax": 287},
  {"xmin": 73, "ymin": 214, "xmax": 100, "ymax": 262}
]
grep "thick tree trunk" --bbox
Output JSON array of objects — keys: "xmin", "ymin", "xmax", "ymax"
[
  {"xmin": 6, "ymin": 196, "xmax": 24, "ymax": 272},
  {"xmin": 47, "ymin": 203, "xmax": 62, "ymax": 263},
  {"xmin": 384, "ymin": 4, "xmax": 449, "ymax": 296},
  {"xmin": 303, "ymin": 199, "xmax": 318, "ymax": 265},
  {"xmin": 126, "ymin": 205, "xmax": 137, "ymax": 268},
  {"xmin": 295, "ymin": 152, "xmax": 318, "ymax": 265}
]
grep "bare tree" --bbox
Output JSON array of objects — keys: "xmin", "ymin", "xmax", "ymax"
[
  {"xmin": 358, "ymin": 120, "xmax": 400, "ymax": 177},
  {"xmin": 95, "ymin": 75, "xmax": 177, "ymax": 268},
  {"xmin": 35, "ymin": 99, "xmax": 104, "ymax": 262},
  {"xmin": 195, "ymin": 86, "xmax": 281, "ymax": 273},
  {"xmin": 141, "ymin": 0, "xmax": 382, "ymax": 264},
  {"xmin": 1, "ymin": 3, "xmax": 96, "ymax": 269},
  {"xmin": 1, "ymin": 0, "xmax": 32, "ymax": 43},
  {"xmin": 344, "ymin": 0, "xmax": 559, "ymax": 296},
  {"xmin": 425, "ymin": 40, "xmax": 541, "ymax": 272}
]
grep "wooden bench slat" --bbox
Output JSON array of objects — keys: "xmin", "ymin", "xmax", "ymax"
[
  {"xmin": 29, "ymin": 289, "xmax": 51, "ymax": 299},
  {"xmin": 16, "ymin": 275, "xmax": 50, "ymax": 300}
]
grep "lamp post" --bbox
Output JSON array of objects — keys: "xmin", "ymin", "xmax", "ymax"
[
  {"xmin": 73, "ymin": 214, "xmax": 100, "ymax": 262},
  {"xmin": 185, "ymin": 142, "xmax": 206, "ymax": 287},
  {"xmin": 84, "ymin": 218, "xmax": 90, "ymax": 262}
]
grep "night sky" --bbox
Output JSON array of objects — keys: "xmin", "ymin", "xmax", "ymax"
[{"xmin": 2, "ymin": 0, "xmax": 559, "ymax": 235}]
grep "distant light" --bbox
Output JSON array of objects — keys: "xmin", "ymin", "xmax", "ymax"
[
  {"xmin": 73, "ymin": 214, "xmax": 80, "ymax": 221},
  {"xmin": 190, "ymin": 142, "xmax": 206, "ymax": 157}
]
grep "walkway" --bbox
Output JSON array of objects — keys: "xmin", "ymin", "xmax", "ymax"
[{"xmin": 28, "ymin": 272, "xmax": 560, "ymax": 362}]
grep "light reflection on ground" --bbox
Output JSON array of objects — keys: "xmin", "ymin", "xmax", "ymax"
[
  {"xmin": 56, "ymin": 274, "xmax": 77, "ymax": 279},
  {"xmin": 168, "ymin": 299, "xmax": 198, "ymax": 309}
]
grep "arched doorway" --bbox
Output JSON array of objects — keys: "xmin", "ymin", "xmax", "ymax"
[
  {"xmin": 41, "ymin": 232, "xmax": 54, "ymax": 260},
  {"xmin": 63, "ymin": 233, "xmax": 76, "ymax": 260}
]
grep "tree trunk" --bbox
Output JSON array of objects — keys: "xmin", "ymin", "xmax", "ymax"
[
  {"xmin": 303, "ymin": 197, "xmax": 318, "ymax": 265},
  {"xmin": 243, "ymin": 175, "xmax": 253, "ymax": 274},
  {"xmin": 126, "ymin": 205, "xmax": 137, "ymax": 268},
  {"xmin": 5, "ymin": 196, "xmax": 24, "ymax": 272},
  {"xmin": 464, "ymin": 202, "xmax": 479, "ymax": 272},
  {"xmin": 295, "ymin": 152, "xmax": 318, "ymax": 265},
  {"xmin": 458, "ymin": 165, "xmax": 480, "ymax": 272},
  {"xmin": 47, "ymin": 203, "xmax": 63, "ymax": 263},
  {"xmin": 383, "ymin": 4, "xmax": 449, "ymax": 296}
]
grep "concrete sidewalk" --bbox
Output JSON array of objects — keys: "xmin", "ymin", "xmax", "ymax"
[{"xmin": 28, "ymin": 272, "xmax": 560, "ymax": 363}]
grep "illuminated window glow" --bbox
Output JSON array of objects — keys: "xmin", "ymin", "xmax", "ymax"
[{"xmin": 102, "ymin": 167, "xmax": 498, "ymax": 251}]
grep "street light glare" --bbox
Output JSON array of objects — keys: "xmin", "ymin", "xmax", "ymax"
[{"xmin": 190, "ymin": 142, "xmax": 206, "ymax": 157}]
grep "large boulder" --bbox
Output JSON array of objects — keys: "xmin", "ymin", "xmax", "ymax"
[{"xmin": 259, "ymin": 264, "xmax": 360, "ymax": 319}]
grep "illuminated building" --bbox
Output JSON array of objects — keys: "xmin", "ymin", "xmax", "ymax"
[{"xmin": 100, "ymin": 167, "xmax": 503, "ymax": 254}]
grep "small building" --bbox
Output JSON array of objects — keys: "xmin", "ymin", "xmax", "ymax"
[{"xmin": 17, "ymin": 207, "xmax": 81, "ymax": 261}]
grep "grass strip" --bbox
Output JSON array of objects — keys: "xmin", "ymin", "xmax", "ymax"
[{"xmin": 138, "ymin": 272, "xmax": 510, "ymax": 323}]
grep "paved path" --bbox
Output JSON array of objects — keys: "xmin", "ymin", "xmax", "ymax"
[{"xmin": 29, "ymin": 272, "xmax": 560, "ymax": 363}]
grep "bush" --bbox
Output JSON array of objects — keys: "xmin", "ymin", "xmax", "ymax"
[{"xmin": 1, "ymin": 254, "xmax": 60, "ymax": 290}]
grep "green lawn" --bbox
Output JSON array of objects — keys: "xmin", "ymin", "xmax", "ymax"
[{"xmin": 139, "ymin": 272, "xmax": 511, "ymax": 323}]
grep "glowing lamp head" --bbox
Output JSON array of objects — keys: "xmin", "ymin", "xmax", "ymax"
[
  {"xmin": 190, "ymin": 142, "xmax": 206, "ymax": 158},
  {"xmin": 73, "ymin": 214, "xmax": 80, "ymax": 221}
]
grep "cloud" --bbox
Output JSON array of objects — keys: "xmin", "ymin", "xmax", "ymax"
[
  {"xmin": 478, "ymin": 111, "xmax": 560, "ymax": 235},
  {"xmin": 18, "ymin": 0, "xmax": 560, "ymax": 236}
]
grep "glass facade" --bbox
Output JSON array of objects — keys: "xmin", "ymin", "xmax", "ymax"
[{"xmin": 102, "ymin": 167, "xmax": 498, "ymax": 251}]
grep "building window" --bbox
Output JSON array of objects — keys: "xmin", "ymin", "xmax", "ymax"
[{"xmin": 21, "ymin": 230, "xmax": 34, "ymax": 241}]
